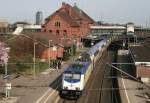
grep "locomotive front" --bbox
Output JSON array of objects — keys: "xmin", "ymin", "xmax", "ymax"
[{"xmin": 60, "ymin": 64, "xmax": 84, "ymax": 98}]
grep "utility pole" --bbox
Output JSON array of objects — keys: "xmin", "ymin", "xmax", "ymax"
[
  {"xmin": 3, "ymin": 47, "xmax": 10, "ymax": 100},
  {"xmin": 33, "ymin": 42, "xmax": 38, "ymax": 79},
  {"xmin": 5, "ymin": 62, "xmax": 8, "ymax": 99},
  {"xmin": 49, "ymin": 40, "xmax": 52, "ymax": 69},
  {"xmin": 72, "ymin": 42, "xmax": 74, "ymax": 63}
]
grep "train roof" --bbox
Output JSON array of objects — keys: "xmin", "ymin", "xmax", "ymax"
[
  {"xmin": 64, "ymin": 61, "xmax": 90, "ymax": 74},
  {"xmin": 87, "ymin": 39, "xmax": 107, "ymax": 56}
]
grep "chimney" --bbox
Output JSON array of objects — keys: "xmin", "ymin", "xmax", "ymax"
[
  {"xmin": 62, "ymin": 2, "xmax": 66, "ymax": 8},
  {"xmin": 61, "ymin": 2, "xmax": 70, "ymax": 15}
]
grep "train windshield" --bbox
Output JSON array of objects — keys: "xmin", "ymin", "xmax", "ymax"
[{"xmin": 64, "ymin": 73, "xmax": 80, "ymax": 80}]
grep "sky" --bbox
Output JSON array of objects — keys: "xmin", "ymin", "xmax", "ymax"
[{"xmin": 0, "ymin": 0, "xmax": 150, "ymax": 26}]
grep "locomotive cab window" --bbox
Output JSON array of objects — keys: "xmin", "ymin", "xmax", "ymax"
[
  {"xmin": 73, "ymin": 74, "xmax": 81, "ymax": 79},
  {"xmin": 64, "ymin": 73, "xmax": 80, "ymax": 80}
]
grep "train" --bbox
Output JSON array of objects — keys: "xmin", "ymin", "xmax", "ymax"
[{"xmin": 60, "ymin": 38, "xmax": 110, "ymax": 98}]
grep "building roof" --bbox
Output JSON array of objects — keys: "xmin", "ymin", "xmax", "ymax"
[
  {"xmin": 0, "ymin": 21, "xmax": 9, "ymax": 28},
  {"xmin": 129, "ymin": 45, "xmax": 150, "ymax": 65},
  {"xmin": 24, "ymin": 25, "xmax": 41, "ymax": 29},
  {"xmin": 26, "ymin": 32, "xmax": 74, "ymax": 47},
  {"xmin": 90, "ymin": 25, "xmax": 126, "ymax": 29},
  {"xmin": 72, "ymin": 3, "xmax": 95, "ymax": 23},
  {"xmin": 43, "ymin": 2, "xmax": 95, "ymax": 27},
  {"xmin": 13, "ymin": 21, "xmax": 30, "ymax": 25},
  {"xmin": 58, "ymin": 11, "xmax": 79, "ymax": 27},
  {"xmin": 73, "ymin": 4, "xmax": 95, "ymax": 23}
]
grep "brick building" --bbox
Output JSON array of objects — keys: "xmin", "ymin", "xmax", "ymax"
[
  {"xmin": 129, "ymin": 39, "xmax": 150, "ymax": 82},
  {"xmin": 9, "ymin": 32, "xmax": 74, "ymax": 61},
  {"xmin": 42, "ymin": 2, "xmax": 95, "ymax": 37},
  {"xmin": 27, "ymin": 32, "xmax": 73, "ymax": 60}
]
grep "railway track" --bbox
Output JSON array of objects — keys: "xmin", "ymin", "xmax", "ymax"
[
  {"xmin": 77, "ymin": 51, "xmax": 108, "ymax": 103},
  {"xmin": 88, "ymin": 52, "xmax": 107, "ymax": 103},
  {"xmin": 58, "ymin": 98, "xmax": 78, "ymax": 103},
  {"xmin": 98, "ymin": 59, "xmax": 107, "ymax": 103}
]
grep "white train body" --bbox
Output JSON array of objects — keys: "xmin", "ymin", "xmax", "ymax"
[{"xmin": 60, "ymin": 39, "xmax": 110, "ymax": 98}]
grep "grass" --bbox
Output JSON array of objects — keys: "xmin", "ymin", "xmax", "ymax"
[
  {"xmin": 10, "ymin": 62, "xmax": 49, "ymax": 76},
  {"xmin": 0, "ymin": 60, "xmax": 49, "ymax": 76},
  {"xmin": 36, "ymin": 62, "xmax": 49, "ymax": 74}
]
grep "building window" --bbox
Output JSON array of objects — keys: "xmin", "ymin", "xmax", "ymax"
[
  {"xmin": 63, "ymin": 30, "xmax": 67, "ymax": 36},
  {"xmin": 43, "ymin": 29, "xmax": 46, "ymax": 32},
  {"xmin": 55, "ymin": 21, "xmax": 60, "ymax": 27},
  {"xmin": 49, "ymin": 30, "xmax": 52, "ymax": 33},
  {"xmin": 64, "ymin": 30, "xmax": 67, "ymax": 33},
  {"xmin": 56, "ymin": 30, "xmax": 60, "ymax": 35}
]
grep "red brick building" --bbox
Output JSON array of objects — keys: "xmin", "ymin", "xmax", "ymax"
[
  {"xmin": 9, "ymin": 32, "xmax": 75, "ymax": 61},
  {"xmin": 41, "ymin": 45, "xmax": 64, "ymax": 60},
  {"xmin": 42, "ymin": 2, "xmax": 95, "ymax": 37},
  {"xmin": 129, "ymin": 39, "xmax": 150, "ymax": 82},
  {"xmin": 26, "ymin": 32, "xmax": 74, "ymax": 61}
]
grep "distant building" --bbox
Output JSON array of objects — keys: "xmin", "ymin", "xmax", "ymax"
[
  {"xmin": 129, "ymin": 39, "xmax": 150, "ymax": 82},
  {"xmin": 12, "ymin": 21, "xmax": 30, "ymax": 29},
  {"xmin": 126, "ymin": 22, "xmax": 134, "ymax": 35},
  {"xmin": 42, "ymin": 2, "xmax": 95, "ymax": 37},
  {"xmin": 23, "ymin": 25, "xmax": 41, "ymax": 33},
  {"xmin": 90, "ymin": 22, "xmax": 136, "ymax": 37},
  {"xmin": 12, "ymin": 22, "xmax": 41, "ymax": 35},
  {"xmin": 90, "ymin": 25, "xmax": 126, "ymax": 36},
  {"xmin": 134, "ymin": 27, "xmax": 150, "ymax": 38},
  {"xmin": 0, "ymin": 20, "xmax": 9, "ymax": 35},
  {"xmin": 9, "ymin": 32, "xmax": 76, "ymax": 61},
  {"xmin": 36, "ymin": 11, "xmax": 43, "ymax": 25}
]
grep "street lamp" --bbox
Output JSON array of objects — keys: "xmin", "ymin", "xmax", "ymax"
[
  {"xmin": 49, "ymin": 40, "xmax": 52, "ymax": 69},
  {"xmin": 4, "ymin": 62, "xmax": 8, "ymax": 98},
  {"xmin": 33, "ymin": 42, "xmax": 38, "ymax": 79}
]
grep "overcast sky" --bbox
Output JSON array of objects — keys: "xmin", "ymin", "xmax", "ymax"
[{"xmin": 0, "ymin": 0, "xmax": 150, "ymax": 26}]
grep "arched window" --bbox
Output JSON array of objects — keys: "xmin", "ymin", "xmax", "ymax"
[
  {"xmin": 56, "ymin": 30, "xmax": 60, "ymax": 35},
  {"xmin": 63, "ymin": 30, "xmax": 67, "ymax": 36},
  {"xmin": 55, "ymin": 21, "xmax": 60, "ymax": 27},
  {"xmin": 43, "ymin": 29, "xmax": 46, "ymax": 32}
]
